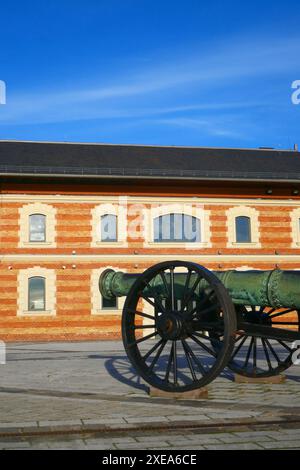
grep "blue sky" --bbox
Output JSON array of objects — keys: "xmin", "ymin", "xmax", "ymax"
[{"xmin": 0, "ymin": 0, "xmax": 299, "ymax": 148}]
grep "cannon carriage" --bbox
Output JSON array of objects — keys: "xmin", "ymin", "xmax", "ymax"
[{"xmin": 99, "ymin": 261, "xmax": 300, "ymax": 393}]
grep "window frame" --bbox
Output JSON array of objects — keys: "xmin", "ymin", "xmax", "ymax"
[
  {"xmin": 291, "ymin": 208, "xmax": 300, "ymax": 247},
  {"xmin": 28, "ymin": 276, "xmax": 46, "ymax": 312},
  {"xmin": 18, "ymin": 203, "xmax": 56, "ymax": 248},
  {"xmin": 153, "ymin": 213, "xmax": 201, "ymax": 243},
  {"xmin": 29, "ymin": 213, "xmax": 47, "ymax": 243},
  {"xmin": 100, "ymin": 213, "xmax": 118, "ymax": 242},
  {"xmin": 91, "ymin": 203, "xmax": 127, "ymax": 247},
  {"xmin": 144, "ymin": 203, "xmax": 211, "ymax": 248},
  {"xmin": 226, "ymin": 206, "xmax": 260, "ymax": 248},
  {"xmin": 235, "ymin": 215, "xmax": 252, "ymax": 243},
  {"xmin": 17, "ymin": 267, "xmax": 56, "ymax": 317}
]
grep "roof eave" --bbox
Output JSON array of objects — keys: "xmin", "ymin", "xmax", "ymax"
[{"xmin": 0, "ymin": 172, "xmax": 299, "ymax": 184}]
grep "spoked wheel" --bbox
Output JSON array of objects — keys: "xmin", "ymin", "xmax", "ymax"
[
  {"xmin": 228, "ymin": 305, "xmax": 300, "ymax": 378},
  {"xmin": 122, "ymin": 261, "xmax": 237, "ymax": 392}
]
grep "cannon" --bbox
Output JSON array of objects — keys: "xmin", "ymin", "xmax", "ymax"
[{"xmin": 99, "ymin": 261, "xmax": 300, "ymax": 392}]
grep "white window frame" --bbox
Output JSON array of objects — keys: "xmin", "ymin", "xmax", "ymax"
[
  {"xmin": 291, "ymin": 208, "xmax": 300, "ymax": 247},
  {"xmin": 144, "ymin": 203, "xmax": 211, "ymax": 248},
  {"xmin": 18, "ymin": 203, "xmax": 56, "ymax": 248},
  {"xmin": 91, "ymin": 203, "xmax": 127, "ymax": 247},
  {"xmin": 17, "ymin": 267, "xmax": 56, "ymax": 317},
  {"xmin": 91, "ymin": 266, "xmax": 126, "ymax": 315},
  {"xmin": 226, "ymin": 206, "xmax": 260, "ymax": 248}
]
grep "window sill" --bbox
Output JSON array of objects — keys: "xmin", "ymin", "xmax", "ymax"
[
  {"xmin": 146, "ymin": 241, "xmax": 210, "ymax": 248},
  {"xmin": 228, "ymin": 242, "xmax": 260, "ymax": 248},
  {"xmin": 20, "ymin": 242, "xmax": 55, "ymax": 248},
  {"xmin": 18, "ymin": 310, "xmax": 56, "ymax": 317},
  {"xmin": 93, "ymin": 241, "xmax": 127, "ymax": 247},
  {"xmin": 91, "ymin": 309, "xmax": 122, "ymax": 316}
]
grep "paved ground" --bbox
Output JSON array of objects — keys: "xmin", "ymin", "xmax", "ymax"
[{"xmin": 0, "ymin": 341, "xmax": 300, "ymax": 450}]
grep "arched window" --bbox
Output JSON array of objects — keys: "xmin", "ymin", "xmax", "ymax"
[
  {"xmin": 154, "ymin": 213, "xmax": 201, "ymax": 242},
  {"xmin": 101, "ymin": 214, "xmax": 117, "ymax": 242},
  {"xmin": 28, "ymin": 277, "xmax": 46, "ymax": 311},
  {"xmin": 235, "ymin": 216, "xmax": 251, "ymax": 243},
  {"xmin": 29, "ymin": 214, "xmax": 46, "ymax": 242}
]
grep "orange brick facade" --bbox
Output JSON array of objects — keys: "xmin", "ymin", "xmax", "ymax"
[{"xmin": 1, "ymin": 180, "xmax": 300, "ymax": 342}]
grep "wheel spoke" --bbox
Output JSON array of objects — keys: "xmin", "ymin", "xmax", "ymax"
[
  {"xmin": 244, "ymin": 337, "xmax": 254, "ymax": 368},
  {"xmin": 173, "ymin": 341, "xmax": 178, "ymax": 385},
  {"xmin": 127, "ymin": 308, "xmax": 155, "ymax": 321},
  {"xmin": 276, "ymin": 339, "xmax": 292, "ymax": 353},
  {"xmin": 149, "ymin": 340, "xmax": 167, "ymax": 372},
  {"xmin": 261, "ymin": 338, "xmax": 272, "ymax": 371},
  {"xmin": 231, "ymin": 335, "xmax": 247, "ymax": 359},
  {"xmin": 165, "ymin": 342, "xmax": 174, "ymax": 382},
  {"xmin": 134, "ymin": 324, "xmax": 156, "ymax": 329},
  {"xmin": 159, "ymin": 271, "xmax": 170, "ymax": 298},
  {"xmin": 190, "ymin": 334, "xmax": 217, "ymax": 357},
  {"xmin": 182, "ymin": 339, "xmax": 206, "ymax": 375},
  {"xmin": 170, "ymin": 267, "xmax": 175, "ymax": 310},
  {"xmin": 181, "ymin": 273, "xmax": 202, "ymax": 311},
  {"xmin": 143, "ymin": 338, "xmax": 165, "ymax": 361},
  {"xmin": 144, "ymin": 284, "xmax": 166, "ymax": 313},
  {"xmin": 269, "ymin": 309, "xmax": 296, "ymax": 319},
  {"xmin": 265, "ymin": 338, "xmax": 281, "ymax": 364},
  {"xmin": 182, "ymin": 340, "xmax": 197, "ymax": 381},
  {"xmin": 181, "ymin": 269, "xmax": 192, "ymax": 309},
  {"xmin": 128, "ymin": 331, "xmax": 157, "ymax": 348},
  {"xmin": 253, "ymin": 337, "xmax": 257, "ymax": 370}
]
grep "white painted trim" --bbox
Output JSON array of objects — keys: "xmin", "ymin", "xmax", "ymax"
[
  {"xmin": 91, "ymin": 198, "xmax": 128, "ymax": 247},
  {"xmin": 18, "ymin": 203, "xmax": 57, "ymax": 248},
  {"xmin": 143, "ymin": 203, "xmax": 211, "ymax": 249},
  {"xmin": 226, "ymin": 206, "xmax": 260, "ymax": 248},
  {"xmin": 2, "ymin": 193, "xmax": 300, "ymax": 207},
  {"xmin": 4, "ymin": 253, "xmax": 300, "ymax": 263},
  {"xmin": 17, "ymin": 266, "xmax": 56, "ymax": 317},
  {"xmin": 291, "ymin": 208, "xmax": 300, "ymax": 248},
  {"xmin": 91, "ymin": 266, "xmax": 126, "ymax": 316}
]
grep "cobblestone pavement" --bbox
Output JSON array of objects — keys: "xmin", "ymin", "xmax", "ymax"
[{"xmin": 0, "ymin": 341, "xmax": 300, "ymax": 450}]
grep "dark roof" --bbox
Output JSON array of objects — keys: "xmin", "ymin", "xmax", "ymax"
[{"xmin": 0, "ymin": 140, "xmax": 300, "ymax": 182}]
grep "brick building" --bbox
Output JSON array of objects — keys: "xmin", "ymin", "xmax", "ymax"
[{"xmin": 1, "ymin": 140, "xmax": 300, "ymax": 342}]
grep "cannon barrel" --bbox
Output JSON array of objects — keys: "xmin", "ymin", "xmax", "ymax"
[{"xmin": 100, "ymin": 267, "xmax": 300, "ymax": 309}]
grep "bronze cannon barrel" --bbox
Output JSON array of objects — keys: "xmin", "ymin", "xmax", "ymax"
[{"xmin": 99, "ymin": 267, "xmax": 300, "ymax": 309}]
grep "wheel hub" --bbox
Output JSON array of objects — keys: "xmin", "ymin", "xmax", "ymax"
[{"xmin": 156, "ymin": 311, "xmax": 186, "ymax": 340}]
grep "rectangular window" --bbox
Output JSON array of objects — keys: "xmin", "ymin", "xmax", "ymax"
[
  {"xmin": 235, "ymin": 216, "xmax": 251, "ymax": 243},
  {"xmin": 154, "ymin": 214, "xmax": 200, "ymax": 242},
  {"xmin": 28, "ymin": 277, "xmax": 46, "ymax": 311},
  {"xmin": 101, "ymin": 296, "xmax": 118, "ymax": 310},
  {"xmin": 101, "ymin": 214, "xmax": 117, "ymax": 242},
  {"xmin": 29, "ymin": 214, "xmax": 46, "ymax": 242}
]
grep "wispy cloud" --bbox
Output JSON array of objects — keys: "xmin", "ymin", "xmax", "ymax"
[{"xmin": 0, "ymin": 33, "xmax": 299, "ymax": 126}]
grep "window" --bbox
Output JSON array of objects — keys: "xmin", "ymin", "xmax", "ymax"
[
  {"xmin": 29, "ymin": 214, "xmax": 46, "ymax": 242},
  {"xmin": 101, "ymin": 296, "xmax": 117, "ymax": 310},
  {"xmin": 19, "ymin": 203, "xmax": 56, "ymax": 248},
  {"xmin": 101, "ymin": 214, "xmax": 117, "ymax": 242},
  {"xmin": 291, "ymin": 208, "xmax": 300, "ymax": 247},
  {"xmin": 91, "ymin": 267, "xmax": 125, "ymax": 315},
  {"xmin": 28, "ymin": 277, "xmax": 46, "ymax": 311},
  {"xmin": 226, "ymin": 206, "xmax": 260, "ymax": 248},
  {"xmin": 235, "ymin": 216, "xmax": 251, "ymax": 243},
  {"xmin": 154, "ymin": 213, "xmax": 201, "ymax": 242}
]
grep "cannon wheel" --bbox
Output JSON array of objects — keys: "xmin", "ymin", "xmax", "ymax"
[
  {"xmin": 227, "ymin": 306, "xmax": 300, "ymax": 378},
  {"xmin": 122, "ymin": 261, "xmax": 237, "ymax": 392}
]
